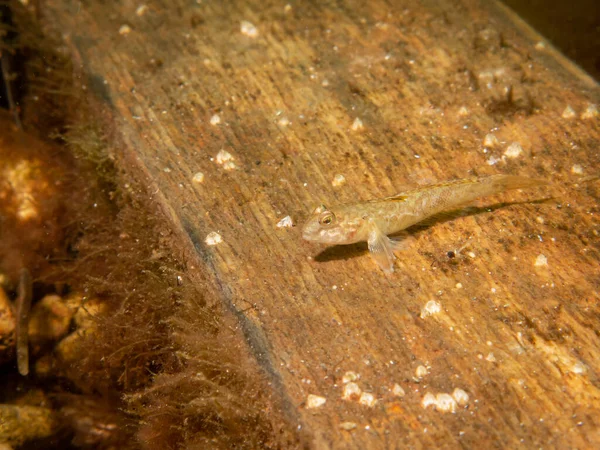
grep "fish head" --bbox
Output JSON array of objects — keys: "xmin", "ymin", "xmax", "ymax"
[{"xmin": 302, "ymin": 204, "xmax": 359, "ymax": 244}]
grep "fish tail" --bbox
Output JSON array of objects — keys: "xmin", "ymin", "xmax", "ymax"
[{"xmin": 485, "ymin": 174, "xmax": 548, "ymax": 193}]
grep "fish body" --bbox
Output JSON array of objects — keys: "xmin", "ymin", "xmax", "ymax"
[{"xmin": 302, "ymin": 175, "xmax": 546, "ymax": 273}]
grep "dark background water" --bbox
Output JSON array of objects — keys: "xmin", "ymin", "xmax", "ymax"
[{"xmin": 502, "ymin": 0, "xmax": 600, "ymax": 81}]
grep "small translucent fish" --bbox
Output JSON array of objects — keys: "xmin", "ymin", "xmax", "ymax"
[{"xmin": 303, "ymin": 175, "xmax": 547, "ymax": 273}]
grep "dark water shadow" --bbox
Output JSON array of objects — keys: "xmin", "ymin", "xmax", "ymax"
[{"xmin": 314, "ymin": 197, "xmax": 554, "ymax": 263}]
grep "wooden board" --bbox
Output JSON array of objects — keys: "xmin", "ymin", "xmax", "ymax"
[{"xmin": 41, "ymin": 0, "xmax": 600, "ymax": 448}]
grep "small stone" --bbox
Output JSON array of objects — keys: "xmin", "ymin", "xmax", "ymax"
[
  {"xmin": 342, "ymin": 371, "xmax": 360, "ymax": 384},
  {"xmin": 0, "ymin": 288, "xmax": 16, "ymax": 364},
  {"xmin": 392, "ymin": 383, "xmax": 405, "ymax": 397},
  {"xmin": 223, "ymin": 161, "xmax": 237, "ymax": 171},
  {"xmin": 73, "ymin": 297, "xmax": 106, "ymax": 329},
  {"xmin": 351, "ymin": 117, "xmax": 364, "ymax": 131},
  {"xmin": 436, "ymin": 393, "xmax": 458, "ymax": 412},
  {"xmin": 420, "ymin": 300, "xmax": 441, "ymax": 318},
  {"xmin": 119, "ymin": 24, "xmax": 131, "ymax": 35},
  {"xmin": 135, "ymin": 5, "xmax": 148, "ymax": 16},
  {"xmin": 215, "ymin": 150, "xmax": 234, "ymax": 164},
  {"xmin": 359, "ymin": 392, "xmax": 377, "ymax": 407},
  {"xmin": 581, "ymin": 104, "xmax": 598, "ymax": 119},
  {"xmin": 534, "ymin": 254, "xmax": 548, "ymax": 267},
  {"xmin": 421, "ymin": 392, "xmax": 437, "ymax": 409},
  {"xmin": 457, "ymin": 106, "xmax": 469, "ymax": 116},
  {"xmin": 342, "ymin": 382, "xmax": 362, "ymax": 401},
  {"xmin": 504, "ymin": 142, "xmax": 523, "ymax": 159},
  {"xmin": 571, "ymin": 164, "xmax": 584, "ymax": 175},
  {"xmin": 306, "ymin": 394, "xmax": 326, "ymax": 408},
  {"xmin": 339, "ymin": 422, "xmax": 357, "ymax": 431},
  {"xmin": 240, "ymin": 20, "xmax": 259, "ymax": 38},
  {"xmin": 332, "ymin": 174, "xmax": 346, "ymax": 187},
  {"xmin": 192, "ymin": 172, "xmax": 205, "ymax": 184},
  {"xmin": 561, "ymin": 106, "xmax": 576, "ymax": 119},
  {"xmin": 485, "ymin": 352, "xmax": 496, "ymax": 362},
  {"xmin": 276, "ymin": 216, "xmax": 294, "ymax": 228},
  {"xmin": 28, "ymin": 295, "xmax": 73, "ymax": 348},
  {"xmin": 452, "ymin": 388, "xmax": 469, "ymax": 405},
  {"xmin": 277, "ymin": 117, "xmax": 290, "ymax": 126},
  {"xmin": 572, "ymin": 361, "xmax": 586, "ymax": 374},
  {"xmin": 415, "ymin": 365, "xmax": 428, "ymax": 378},
  {"xmin": 483, "ymin": 133, "xmax": 499, "ymax": 147},
  {"xmin": 210, "ymin": 114, "xmax": 221, "ymax": 125},
  {"xmin": 205, "ymin": 232, "xmax": 223, "ymax": 246}
]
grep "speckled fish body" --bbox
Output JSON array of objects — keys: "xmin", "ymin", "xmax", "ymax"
[{"xmin": 302, "ymin": 175, "xmax": 546, "ymax": 273}]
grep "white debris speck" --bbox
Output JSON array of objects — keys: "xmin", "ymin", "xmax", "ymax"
[
  {"xmin": 342, "ymin": 382, "xmax": 362, "ymax": 401},
  {"xmin": 240, "ymin": 20, "xmax": 259, "ymax": 38},
  {"xmin": 306, "ymin": 394, "xmax": 327, "ymax": 409},
  {"xmin": 359, "ymin": 392, "xmax": 377, "ymax": 407},
  {"xmin": 192, "ymin": 172, "xmax": 205, "ymax": 184},
  {"xmin": 342, "ymin": 371, "xmax": 360, "ymax": 384},
  {"xmin": 392, "ymin": 383, "xmax": 406, "ymax": 397},
  {"xmin": 487, "ymin": 156, "xmax": 500, "ymax": 166},
  {"xmin": 571, "ymin": 164, "xmax": 584, "ymax": 175},
  {"xmin": 119, "ymin": 24, "xmax": 131, "ymax": 35},
  {"xmin": 452, "ymin": 388, "xmax": 469, "ymax": 405},
  {"xmin": 215, "ymin": 150, "xmax": 234, "ymax": 165},
  {"xmin": 276, "ymin": 216, "xmax": 294, "ymax": 228},
  {"xmin": 467, "ymin": 251, "xmax": 476, "ymax": 259},
  {"xmin": 135, "ymin": 5, "xmax": 148, "ymax": 16},
  {"xmin": 436, "ymin": 393, "xmax": 458, "ymax": 412},
  {"xmin": 163, "ymin": 167, "xmax": 172, "ymax": 173},
  {"xmin": 534, "ymin": 254, "xmax": 548, "ymax": 267},
  {"xmin": 561, "ymin": 105, "xmax": 576, "ymax": 119},
  {"xmin": 210, "ymin": 114, "xmax": 221, "ymax": 125},
  {"xmin": 351, "ymin": 117, "xmax": 364, "ymax": 131},
  {"xmin": 339, "ymin": 422, "xmax": 357, "ymax": 431},
  {"xmin": 332, "ymin": 174, "xmax": 346, "ymax": 187},
  {"xmin": 415, "ymin": 365, "xmax": 428, "ymax": 378},
  {"xmin": 457, "ymin": 106, "xmax": 469, "ymax": 116},
  {"xmin": 581, "ymin": 104, "xmax": 598, "ymax": 119},
  {"xmin": 504, "ymin": 142, "xmax": 523, "ymax": 159},
  {"xmin": 422, "ymin": 393, "xmax": 437, "ymax": 409},
  {"xmin": 420, "ymin": 300, "xmax": 441, "ymax": 318},
  {"xmin": 321, "ymin": 79, "xmax": 330, "ymax": 87},
  {"xmin": 486, "ymin": 352, "xmax": 496, "ymax": 362},
  {"xmin": 205, "ymin": 232, "xmax": 222, "ymax": 246},
  {"xmin": 535, "ymin": 41, "xmax": 546, "ymax": 50},
  {"xmin": 455, "ymin": 282, "xmax": 463, "ymax": 289},
  {"xmin": 536, "ymin": 216, "xmax": 545, "ymax": 224},
  {"xmin": 277, "ymin": 116, "xmax": 290, "ymax": 126},
  {"xmin": 483, "ymin": 133, "xmax": 500, "ymax": 147}
]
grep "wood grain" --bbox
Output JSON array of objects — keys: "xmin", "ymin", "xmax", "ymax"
[{"xmin": 42, "ymin": 0, "xmax": 600, "ymax": 447}]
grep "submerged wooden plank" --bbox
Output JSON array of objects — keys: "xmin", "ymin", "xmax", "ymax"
[{"xmin": 42, "ymin": 0, "xmax": 599, "ymax": 448}]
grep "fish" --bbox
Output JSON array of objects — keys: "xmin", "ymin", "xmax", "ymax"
[{"xmin": 302, "ymin": 174, "xmax": 547, "ymax": 273}]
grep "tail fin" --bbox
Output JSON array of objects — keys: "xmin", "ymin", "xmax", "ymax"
[{"xmin": 486, "ymin": 174, "xmax": 548, "ymax": 193}]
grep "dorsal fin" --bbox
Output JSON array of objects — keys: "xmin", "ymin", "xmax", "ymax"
[
  {"xmin": 368, "ymin": 194, "xmax": 408, "ymax": 203},
  {"xmin": 384, "ymin": 194, "xmax": 408, "ymax": 201}
]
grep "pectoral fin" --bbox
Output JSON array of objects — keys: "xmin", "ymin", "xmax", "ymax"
[{"xmin": 367, "ymin": 223, "xmax": 407, "ymax": 273}]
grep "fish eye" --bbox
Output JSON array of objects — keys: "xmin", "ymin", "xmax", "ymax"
[{"xmin": 319, "ymin": 212, "xmax": 336, "ymax": 226}]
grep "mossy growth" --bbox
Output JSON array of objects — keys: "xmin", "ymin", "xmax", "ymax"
[{"xmin": 0, "ymin": 2, "xmax": 298, "ymax": 448}]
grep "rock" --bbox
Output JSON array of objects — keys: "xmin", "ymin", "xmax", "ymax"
[
  {"xmin": 0, "ymin": 287, "xmax": 16, "ymax": 364},
  {"xmin": 28, "ymin": 294, "xmax": 74, "ymax": 352}
]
